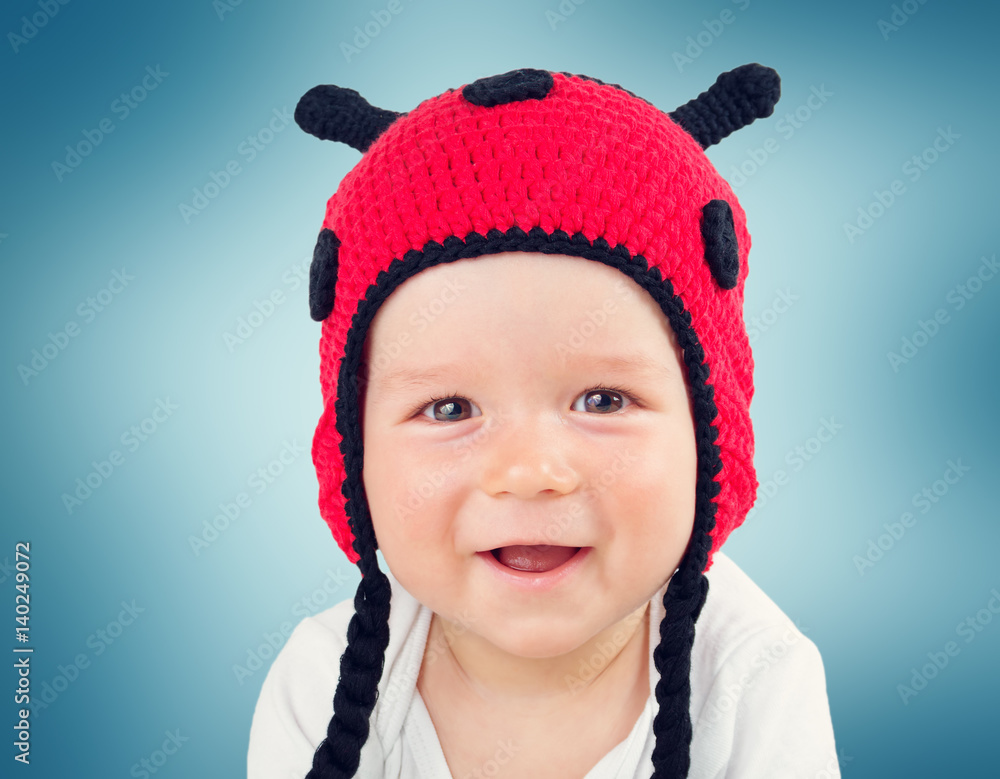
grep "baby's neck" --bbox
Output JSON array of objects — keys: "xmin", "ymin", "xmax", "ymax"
[{"xmin": 420, "ymin": 602, "xmax": 650, "ymax": 711}]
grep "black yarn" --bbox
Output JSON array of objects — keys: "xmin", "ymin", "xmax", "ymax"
[
  {"xmin": 310, "ymin": 228, "xmax": 341, "ymax": 321},
  {"xmin": 305, "ymin": 538, "xmax": 391, "ymax": 778},
  {"xmin": 307, "ymin": 226, "xmax": 725, "ymax": 778},
  {"xmin": 295, "ymin": 85, "xmax": 404, "ymax": 153},
  {"xmin": 700, "ymin": 200, "xmax": 740, "ymax": 290},
  {"xmin": 306, "ymin": 318, "xmax": 392, "ymax": 777},
  {"xmin": 669, "ymin": 64, "xmax": 781, "ymax": 149},
  {"xmin": 462, "ymin": 68, "xmax": 554, "ymax": 107},
  {"xmin": 296, "ymin": 64, "xmax": 778, "ymax": 157}
]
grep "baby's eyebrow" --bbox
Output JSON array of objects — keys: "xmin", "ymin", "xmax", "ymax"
[
  {"xmin": 569, "ymin": 352, "xmax": 677, "ymax": 381},
  {"xmin": 372, "ymin": 352, "xmax": 674, "ymax": 397},
  {"xmin": 371, "ymin": 364, "xmax": 465, "ymax": 396}
]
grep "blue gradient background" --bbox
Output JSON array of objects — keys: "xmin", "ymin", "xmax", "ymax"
[{"xmin": 2, "ymin": 0, "xmax": 997, "ymax": 776}]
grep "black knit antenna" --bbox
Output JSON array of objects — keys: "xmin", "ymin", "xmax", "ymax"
[
  {"xmin": 295, "ymin": 85, "xmax": 404, "ymax": 153},
  {"xmin": 668, "ymin": 64, "xmax": 780, "ymax": 149}
]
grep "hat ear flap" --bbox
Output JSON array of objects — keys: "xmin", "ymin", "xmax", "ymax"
[
  {"xmin": 295, "ymin": 85, "xmax": 404, "ymax": 153},
  {"xmin": 669, "ymin": 63, "xmax": 780, "ymax": 149}
]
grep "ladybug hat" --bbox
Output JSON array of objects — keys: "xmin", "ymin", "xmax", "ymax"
[{"xmin": 295, "ymin": 64, "xmax": 780, "ymax": 778}]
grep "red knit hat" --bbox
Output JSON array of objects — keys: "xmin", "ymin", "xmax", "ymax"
[
  {"xmin": 296, "ymin": 66, "xmax": 779, "ymax": 570},
  {"xmin": 295, "ymin": 65, "xmax": 781, "ymax": 779}
]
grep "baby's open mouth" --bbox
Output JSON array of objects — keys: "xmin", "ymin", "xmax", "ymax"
[{"xmin": 490, "ymin": 545, "xmax": 582, "ymax": 573}]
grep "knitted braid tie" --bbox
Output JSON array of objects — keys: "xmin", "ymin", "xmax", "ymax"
[
  {"xmin": 307, "ymin": 495, "xmax": 391, "ymax": 779},
  {"xmin": 293, "ymin": 64, "xmax": 779, "ymax": 778}
]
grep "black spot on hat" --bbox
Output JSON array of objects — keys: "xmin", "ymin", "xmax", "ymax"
[
  {"xmin": 462, "ymin": 68, "xmax": 554, "ymax": 108},
  {"xmin": 701, "ymin": 200, "xmax": 740, "ymax": 290},
  {"xmin": 309, "ymin": 228, "xmax": 340, "ymax": 321}
]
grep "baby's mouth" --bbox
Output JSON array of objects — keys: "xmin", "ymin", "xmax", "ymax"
[{"xmin": 491, "ymin": 545, "xmax": 582, "ymax": 573}]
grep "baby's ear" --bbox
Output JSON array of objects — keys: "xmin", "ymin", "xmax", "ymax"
[{"xmin": 295, "ymin": 85, "xmax": 404, "ymax": 153}]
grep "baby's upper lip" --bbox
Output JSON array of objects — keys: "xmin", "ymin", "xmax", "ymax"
[{"xmin": 478, "ymin": 541, "xmax": 583, "ymax": 552}]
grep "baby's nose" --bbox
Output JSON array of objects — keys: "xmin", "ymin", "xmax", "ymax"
[{"xmin": 476, "ymin": 412, "xmax": 581, "ymax": 499}]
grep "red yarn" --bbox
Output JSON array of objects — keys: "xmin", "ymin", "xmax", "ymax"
[{"xmin": 311, "ymin": 72, "xmax": 758, "ymax": 569}]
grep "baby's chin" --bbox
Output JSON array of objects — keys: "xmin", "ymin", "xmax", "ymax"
[{"xmin": 441, "ymin": 608, "xmax": 621, "ymax": 662}]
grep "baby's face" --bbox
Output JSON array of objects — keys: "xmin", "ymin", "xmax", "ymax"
[{"xmin": 360, "ymin": 252, "xmax": 697, "ymax": 658}]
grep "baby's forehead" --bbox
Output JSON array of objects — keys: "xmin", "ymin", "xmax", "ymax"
[
  {"xmin": 385, "ymin": 250, "xmax": 644, "ymax": 302},
  {"xmin": 362, "ymin": 254, "xmax": 683, "ymax": 389},
  {"xmin": 364, "ymin": 253, "xmax": 661, "ymax": 347}
]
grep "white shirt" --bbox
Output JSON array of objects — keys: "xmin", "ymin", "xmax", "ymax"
[{"xmin": 248, "ymin": 552, "xmax": 840, "ymax": 778}]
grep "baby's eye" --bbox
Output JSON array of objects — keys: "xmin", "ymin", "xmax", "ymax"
[
  {"xmin": 417, "ymin": 388, "xmax": 633, "ymax": 421},
  {"xmin": 572, "ymin": 388, "xmax": 632, "ymax": 414},
  {"xmin": 421, "ymin": 397, "xmax": 481, "ymax": 422}
]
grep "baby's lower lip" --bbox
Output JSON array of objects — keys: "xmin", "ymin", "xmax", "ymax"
[
  {"xmin": 477, "ymin": 547, "xmax": 590, "ymax": 591},
  {"xmin": 491, "ymin": 545, "xmax": 581, "ymax": 573}
]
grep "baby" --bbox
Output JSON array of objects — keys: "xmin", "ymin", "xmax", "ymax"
[{"xmin": 248, "ymin": 66, "xmax": 840, "ymax": 778}]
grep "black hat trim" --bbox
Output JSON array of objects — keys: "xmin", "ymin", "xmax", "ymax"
[{"xmin": 333, "ymin": 224, "xmax": 721, "ymax": 572}]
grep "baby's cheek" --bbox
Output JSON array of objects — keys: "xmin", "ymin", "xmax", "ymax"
[
  {"xmin": 380, "ymin": 462, "xmax": 464, "ymax": 542},
  {"xmin": 614, "ymin": 439, "xmax": 695, "ymax": 526}
]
